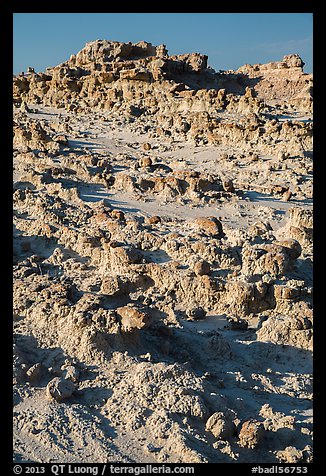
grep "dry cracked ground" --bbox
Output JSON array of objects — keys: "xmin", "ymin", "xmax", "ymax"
[{"xmin": 13, "ymin": 40, "xmax": 313, "ymax": 464}]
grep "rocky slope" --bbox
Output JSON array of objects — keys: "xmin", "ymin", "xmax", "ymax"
[{"xmin": 13, "ymin": 40, "xmax": 313, "ymax": 464}]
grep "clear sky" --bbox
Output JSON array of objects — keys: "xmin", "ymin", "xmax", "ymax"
[{"xmin": 13, "ymin": 13, "xmax": 313, "ymax": 75}]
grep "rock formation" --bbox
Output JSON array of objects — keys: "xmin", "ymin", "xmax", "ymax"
[{"xmin": 13, "ymin": 39, "xmax": 313, "ymax": 464}]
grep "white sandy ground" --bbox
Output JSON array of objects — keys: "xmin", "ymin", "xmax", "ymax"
[
  {"xmin": 13, "ymin": 106, "xmax": 313, "ymax": 463},
  {"xmin": 16, "ymin": 106, "xmax": 312, "ymax": 232}
]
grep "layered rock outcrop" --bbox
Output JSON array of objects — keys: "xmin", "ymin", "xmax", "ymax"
[{"xmin": 13, "ymin": 41, "xmax": 312, "ymax": 156}]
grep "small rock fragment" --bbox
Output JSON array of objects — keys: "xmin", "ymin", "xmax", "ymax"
[
  {"xmin": 273, "ymin": 185, "xmax": 289, "ymax": 195},
  {"xmin": 110, "ymin": 210, "xmax": 125, "ymax": 221},
  {"xmin": 222, "ymin": 179, "xmax": 235, "ymax": 193},
  {"xmin": 139, "ymin": 157, "xmax": 152, "ymax": 168},
  {"xmin": 62, "ymin": 365, "xmax": 79, "ymax": 383},
  {"xmin": 205, "ymin": 412, "xmax": 236, "ymax": 440},
  {"xmin": 250, "ymin": 153, "xmax": 259, "ymax": 162},
  {"xmin": 26, "ymin": 363, "xmax": 43, "ymax": 382},
  {"xmin": 147, "ymin": 215, "xmax": 161, "ymax": 225},
  {"xmin": 283, "ymin": 190, "xmax": 292, "ymax": 201},
  {"xmin": 46, "ymin": 377, "xmax": 75, "ymax": 402},
  {"xmin": 147, "ymin": 443, "xmax": 160, "ymax": 452},
  {"xmin": 238, "ymin": 419, "xmax": 264, "ymax": 448},
  {"xmin": 193, "ymin": 259, "xmax": 210, "ymax": 276},
  {"xmin": 275, "ymin": 238, "xmax": 302, "ymax": 259},
  {"xmin": 20, "ymin": 100, "xmax": 31, "ymax": 113},
  {"xmin": 186, "ymin": 307, "xmax": 206, "ymax": 320},
  {"xmin": 194, "ymin": 216, "xmax": 224, "ymax": 237},
  {"xmin": 117, "ymin": 305, "xmax": 150, "ymax": 331}
]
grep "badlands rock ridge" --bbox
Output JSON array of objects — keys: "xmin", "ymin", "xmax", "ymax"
[
  {"xmin": 14, "ymin": 40, "xmax": 312, "ymax": 156},
  {"xmin": 13, "ymin": 40, "xmax": 313, "ymax": 464}
]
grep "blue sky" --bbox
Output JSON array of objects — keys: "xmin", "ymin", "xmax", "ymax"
[{"xmin": 13, "ymin": 13, "xmax": 313, "ymax": 74}]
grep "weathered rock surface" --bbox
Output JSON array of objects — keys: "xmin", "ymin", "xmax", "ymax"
[
  {"xmin": 14, "ymin": 40, "xmax": 312, "ymax": 157},
  {"xmin": 205, "ymin": 412, "xmax": 236, "ymax": 440},
  {"xmin": 238, "ymin": 420, "xmax": 265, "ymax": 449},
  {"xmin": 46, "ymin": 377, "xmax": 75, "ymax": 402},
  {"xmin": 13, "ymin": 39, "xmax": 313, "ymax": 464}
]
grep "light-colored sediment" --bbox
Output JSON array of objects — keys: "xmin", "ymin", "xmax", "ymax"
[{"xmin": 13, "ymin": 40, "xmax": 313, "ymax": 464}]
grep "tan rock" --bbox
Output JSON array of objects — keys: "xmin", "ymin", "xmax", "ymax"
[
  {"xmin": 283, "ymin": 190, "xmax": 292, "ymax": 201},
  {"xmin": 46, "ymin": 377, "xmax": 75, "ymax": 402},
  {"xmin": 205, "ymin": 412, "xmax": 236, "ymax": 440},
  {"xmin": 100, "ymin": 276, "xmax": 121, "ymax": 295},
  {"xmin": 193, "ymin": 259, "xmax": 210, "ymax": 276},
  {"xmin": 194, "ymin": 217, "xmax": 224, "ymax": 237},
  {"xmin": 139, "ymin": 157, "xmax": 153, "ymax": 168},
  {"xmin": 147, "ymin": 215, "xmax": 161, "ymax": 225},
  {"xmin": 222, "ymin": 179, "xmax": 235, "ymax": 193},
  {"xmin": 274, "ymin": 238, "xmax": 302, "ymax": 259},
  {"xmin": 276, "ymin": 446, "xmax": 303, "ymax": 463},
  {"xmin": 62, "ymin": 365, "xmax": 80, "ymax": 383},
  {"xmin": 110, "ymin": 210, "xmax": 125, "ymax": 221},
  {"xmin": 116, "ymin": 305, "xmax": 150, "ymax": 331},
  {"xmin": 26, "ymin": 363, "xmax": 43, "ymax": 382},
  {"xmin": 238, "ymin": 420, "xmax": 264, "ymax": 448},
  {"xmin": 256, "ymin": 315, "xmax": 312, "ymax": 350}
]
